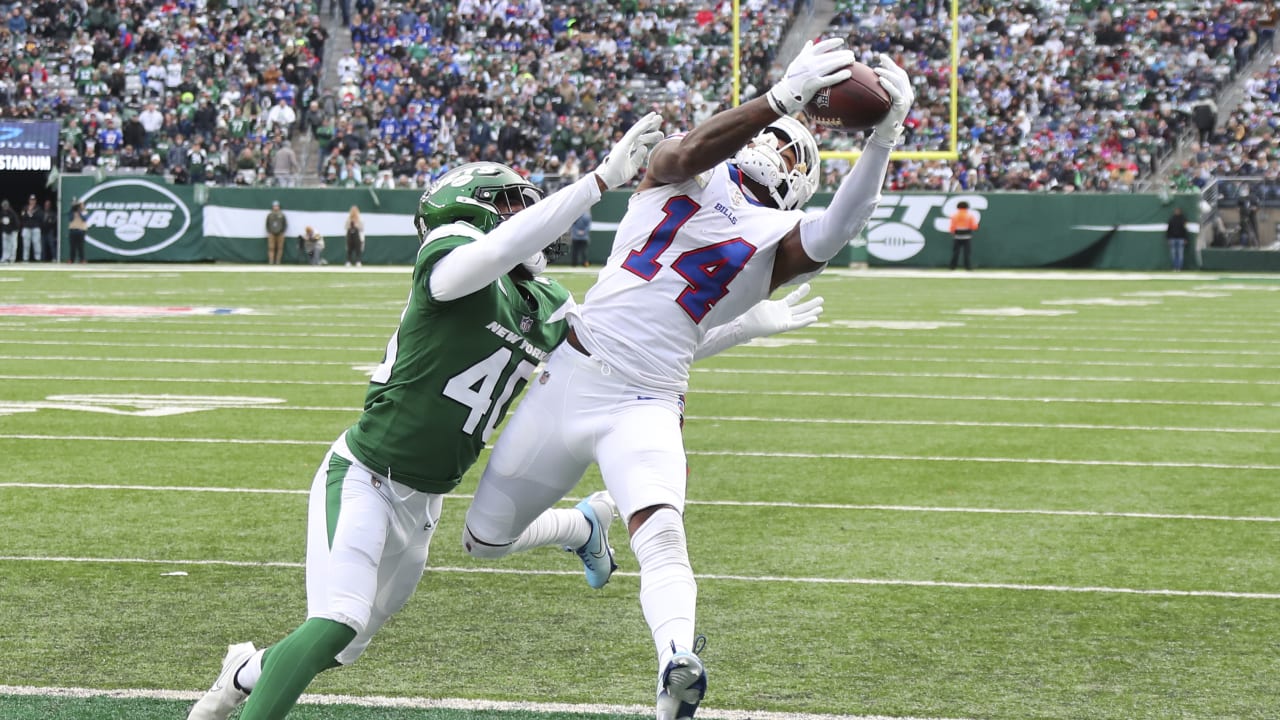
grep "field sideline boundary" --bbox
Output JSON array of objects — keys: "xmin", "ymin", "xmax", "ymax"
[
  {"xmin": 5, "ymin": 262, "xmax": 1278, "ymax": 283},
  {"xmin": 0, "ymin": 684, "xmax": 972, "ymax": 720},
  {"xmin": 3, "ymin": 555, "xmax": 1277, "ymax": 600}
]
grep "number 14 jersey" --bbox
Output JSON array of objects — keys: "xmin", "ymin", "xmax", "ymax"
[{"xmin": 573, "ymin": 161, "xmax": 807, "ymax": 393}]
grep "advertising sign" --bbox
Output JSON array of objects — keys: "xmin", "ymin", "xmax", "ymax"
[{"xmin": 0, "ymin": 120, "xmax": 59, "ymax": 171}]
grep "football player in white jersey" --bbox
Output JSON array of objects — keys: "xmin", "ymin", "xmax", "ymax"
[{"xmin": 462, "ymin": 39, "xmax": 914, "ymax": 720}]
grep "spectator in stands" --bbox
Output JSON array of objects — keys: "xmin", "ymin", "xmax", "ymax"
[
  {"xmin": 266, "ymin": 98, "xmax": 298, "ymax": 137},
  {"xmin": 274, "ymin": 140, "xmax": 301, "ymax": 188},
  {"xmin": 63, "ymin": 147, "xmax": 85, "ymax": 174},
  {"xmin": 167, "ymin": 134, "xmax": 189, "ymax": 175}
]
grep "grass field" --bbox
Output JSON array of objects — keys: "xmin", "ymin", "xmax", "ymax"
[{"xmin": 1, "ymin": 264, "xmax": 1278, "ymax": 720}]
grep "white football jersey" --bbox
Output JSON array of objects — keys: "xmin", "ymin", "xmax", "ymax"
[{"xmin": 571, "ymin": 161, "xmax": 806, "ymax": 392}]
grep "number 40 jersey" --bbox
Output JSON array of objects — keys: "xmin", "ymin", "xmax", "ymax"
[
  {"xmin": 346, "ymin": 230, "xmax": 573, "ymax": 495},
  {"xmin": 573, "ymin": 161, "xmax": 808, "ymax": 394}
]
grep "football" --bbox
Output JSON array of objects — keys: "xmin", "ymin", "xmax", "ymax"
[{"xmin": 803, "ymin": 62, "xmax": 892, "ymax": 133}]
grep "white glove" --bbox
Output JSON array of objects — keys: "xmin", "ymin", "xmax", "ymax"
[
  {"xmin": 766, "ymin": 38, "xmax": 856, "ymax": 116},
  {"xmin": 736, "ymin": 283, "xmax": 825, "ymax": 339},
  {"xmin": 693, "ymin": 284, "xmax": 824, "ymax": 361},
  {"xmin": 869, "ymin": 54, "xmax": 914, "ymax": 148},
  {"xmin": 594, "ymin": 112, "xmax": 664, "ymax": 189}
]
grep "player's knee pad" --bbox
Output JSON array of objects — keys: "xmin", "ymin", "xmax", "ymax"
[
  {"xmin": 629, "ymin": 506, "xmax": 687, "ymax": 562},
  {"xmin": 461, "ymin": 524, "xmax": 515, "ymax": 560}
]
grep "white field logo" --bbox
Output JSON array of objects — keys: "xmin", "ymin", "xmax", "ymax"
[
  {"xmin": 80, "ymin": 179, "xmax": 192, "ymax": 256},
  {"xmin": 864, "ymin": 194, "xmax": 986, "ymax": 262},
  {"xmin": 0, "ymin": 394, "xmax": 283, "ymax": 418}
]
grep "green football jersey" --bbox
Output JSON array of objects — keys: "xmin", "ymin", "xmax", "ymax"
[{"xmin": 345, "ymin": 229, "xmax": 572, "ymax": 494}]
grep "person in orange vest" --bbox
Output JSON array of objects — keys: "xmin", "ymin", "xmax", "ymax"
[{"xmin": 948, "ymin": 200, "xmax": 979, "ymax": 270}]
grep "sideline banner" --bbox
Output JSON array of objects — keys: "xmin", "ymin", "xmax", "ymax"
[
  {"xmin": 59, "ymin": 174, "xmax": 1199, "ymax": 270},
  {"xmin": 61, "ymin": 176, "xmax": 202, "ymax": 260},
  {"xmin": 849, "ymin": 192, "xmax": 1200, "ymax": 270},
  {"xmin": 0, "ymin": 120, "xmax": 59, "ymax": 171}
]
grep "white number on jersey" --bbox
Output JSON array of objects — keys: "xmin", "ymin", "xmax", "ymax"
[{"xmin": 442, "ymin": 347, "xmax": 538, "ymax": 440}]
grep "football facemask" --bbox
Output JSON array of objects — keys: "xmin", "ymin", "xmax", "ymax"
[{"xmin": 731, "ymin": 115, "xmax": 820, "ymax": 211}]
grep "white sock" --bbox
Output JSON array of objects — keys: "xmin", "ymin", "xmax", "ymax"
[
  {"xmin": 507, "ymin": 507, "xmax": 591, "ymax": 554},
  {"xmin": 233, "ymin": 648, "xmax": 266, "ymax": 692},
  {"xmin": 629, "ymin": 507, "xmax": 696, "ymax": 673}
]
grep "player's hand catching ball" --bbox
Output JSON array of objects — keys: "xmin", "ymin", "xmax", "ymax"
[
  {"xmin": 766, "ymin": 38, "xmax": 857, "ymax": 116},
  {"xmin": 595, "ymin": 112, "xmax": 665, "ymax": 189},
  {"xmin": 869, "ymin": 54, "xmax": 915, "ymax": 148}
]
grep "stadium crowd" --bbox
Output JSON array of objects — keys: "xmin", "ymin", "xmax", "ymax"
[
  {"xmin": 0, "ymin": 0, "xmax": 1275, "ymax": 196},
  {"xmin": 825, "ymin": 0, "xmax": 1276, "ymax": 193},
  {"xmin": 0, "ymin": 0, "xmax": 328, "ymax": 186}
]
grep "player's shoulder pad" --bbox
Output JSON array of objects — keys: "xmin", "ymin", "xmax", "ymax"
[
  {"xmin": 421, "ymin": 222, "xmax": 483, "ymax": 249},
  {"xmin": 415, "ymin": 222, "xmax": 480, "ymax": 278}
]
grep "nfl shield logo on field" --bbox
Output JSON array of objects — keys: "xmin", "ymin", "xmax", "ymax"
[{"xmin": 520, "ymin": 316, "xmax": 533, "ymax": 333}]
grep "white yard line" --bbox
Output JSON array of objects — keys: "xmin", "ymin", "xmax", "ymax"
[
  {"xmin": 692, "ymin": 367, "xmax": 1280, "ymax": 386},
  {"xmin": 681, "ymin": 415, "xmax": 1280, "ymax": 435},
  {"xmin": 687, "ymin": 449, "xmax": 1280, "ymax": 471},
  {"xmin": 0, "ymin": 685, "xmax": 959, "ymax": 720},
  {"xmin": 718, "ymin": 352, "xmax": 1280, "ymax": 371},
  {"xmin": 1, "ymin": 434, "xmax": 1276, "ymax": 470},
  {"xmin": 3, "ymin": 369, "xmax": 1277, "ymax": 389},
  {"xmin": 4, "ymin": 482, "xmax": 1278, "ymax": 523},
  {"xmin": 696, "ymin": 388, "xmax": 1275, "ymax": 407},
  {"xmin": 3, "ymin": 349, "xmax": 1278, "ymax": 372},
  {"xmin": 0, "ymin": 555, "xmax": 1276, "ymax": 600}
]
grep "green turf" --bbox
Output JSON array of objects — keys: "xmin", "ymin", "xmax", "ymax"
[{"xmin": 1, "ymin": 266, "xmax": 1278, "ymax": 720}]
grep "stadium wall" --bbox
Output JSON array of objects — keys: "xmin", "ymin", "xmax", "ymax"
[{"xmin": 59, "ymin": 175, "xmax": 1201, "ymax": 270}]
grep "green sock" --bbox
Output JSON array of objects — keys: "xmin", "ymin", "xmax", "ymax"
[{"xmin": 238, "ymin": 618, "xmax": 357, "ymax": 720}]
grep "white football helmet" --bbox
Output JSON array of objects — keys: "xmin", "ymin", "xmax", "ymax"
[{"xmin": 731, "ymin": 115, "xmax": 820, "ymax": 211}]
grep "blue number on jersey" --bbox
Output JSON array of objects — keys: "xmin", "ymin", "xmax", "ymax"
[
  {"xmin": 621, "ymin": 194, "xmax": 756, "ymax": 323},
  {"xmin": 671, "ymin": 238, "xmax": 756, "ymax": 322},
  {"xmin": 622, "ymin": 195, "xmax": 699, "ymax": 280}
]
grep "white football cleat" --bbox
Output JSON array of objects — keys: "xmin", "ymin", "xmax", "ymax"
[
  {"xmin": 187, "ymin": 641, "xmax": 256, "ymax": 720},
  {"xmin": 656, "ymin": 638, "xmax": 707, "ymax": 720}
]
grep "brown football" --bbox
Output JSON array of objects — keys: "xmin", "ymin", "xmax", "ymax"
[{"xmin": 803, "ymin": 61, "xmax": 892, "ymax": 133}]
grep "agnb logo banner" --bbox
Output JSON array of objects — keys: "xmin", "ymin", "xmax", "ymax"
[{"xmin": 79, "ymin": 179, "xmax": 194, "ymax": 257}]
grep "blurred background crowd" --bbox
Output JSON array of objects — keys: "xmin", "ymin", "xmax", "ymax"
[{"xmin": 0, "ymin": 0, "xmax": 1274, "ymax": 203}]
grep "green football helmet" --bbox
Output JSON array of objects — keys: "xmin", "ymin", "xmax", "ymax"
[{"xmin": 414, "ymin": 162, "xmax": 543, "ymax": 239}]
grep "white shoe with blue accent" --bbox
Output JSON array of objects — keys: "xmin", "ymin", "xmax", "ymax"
[
  {"xmin": 656, "ymin": 638, "xmax": 707, "ymax": 720},
  {"xmin": 570, "ymin": 491, "xmax": 618, "ymax": 589}
]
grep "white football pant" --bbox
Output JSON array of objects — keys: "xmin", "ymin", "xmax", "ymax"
[
  {"xmin": 467, "ymin": 343, "xmax": 688, "ymax": 541},
  {"xmin": 306, "ymin": 431, "xmax": 443, "ymax": 665}
]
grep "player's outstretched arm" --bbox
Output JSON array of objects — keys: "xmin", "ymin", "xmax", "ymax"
[
  {"xmin": 430, "ymin": 114, "xmax": 663, "ymax": 301},
  {"xmin": 770, "ymin": 55, "xmax": 915, "ymax": 290},
  {"xmin": 643, "ymin": 39, "xmax": 855, "ymax": 188},
  {"xmin": 593, "ymin": 112, "xmax": 665, "ymax": 189},
  {"xmin": 694, "ymin": 283, "xmax": 824, "ymax": 361}
]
